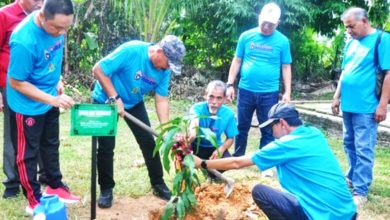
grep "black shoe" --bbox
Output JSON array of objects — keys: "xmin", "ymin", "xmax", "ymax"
[
  {"xmin": 152, "ymin": 183, "xmax": 171, "ymax": 201},
  {"xmin": 38, "ymin": 175, "xmax": 49, "ymax": 186},
  {"xmin": 3, "ymin": 187, "xmax": 20, "ymax": 199},
  {"xmin": 98, "ymin": 188, "xmax": 113, "ymax": 208}
]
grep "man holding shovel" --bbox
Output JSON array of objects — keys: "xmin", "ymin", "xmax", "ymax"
[
  {"xmin": 193, "ymin": 103, "xmax": 356, "ymax": 220},
  {"xmin": 92, "ymin": 35, "xmax": 185, "ymax": 208}
]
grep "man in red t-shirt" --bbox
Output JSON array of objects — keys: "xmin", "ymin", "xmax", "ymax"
[{"xmin": 0, "ymin": 0, "xmax": 42, "ymax": 199}]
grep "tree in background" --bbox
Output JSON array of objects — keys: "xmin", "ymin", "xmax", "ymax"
[
  {"xmin": 3, "ymin": 0, "xmax": 388, "ymax": 93},
  {"xmin": 0, "ymin": 0, "xmax": 12, "ymax": 7}
]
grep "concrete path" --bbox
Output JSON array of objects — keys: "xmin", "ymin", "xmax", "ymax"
[{"xmin": 293, "ymin": 101, "xmax": 390, "ymax": 145}]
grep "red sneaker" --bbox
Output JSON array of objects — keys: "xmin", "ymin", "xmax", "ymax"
[{"xmin": 45, "ymin": 185, "xmax": 80, "ymax": 204}]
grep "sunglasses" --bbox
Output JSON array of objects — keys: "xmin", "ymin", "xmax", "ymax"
[{"xmin": 269, "ymin": 119, "xmax": 280, "ymax": 128}]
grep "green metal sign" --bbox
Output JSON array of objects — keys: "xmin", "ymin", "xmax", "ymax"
[{"xmin": 70, "ymin": 104, "xmax": 118, "ymax": 136}]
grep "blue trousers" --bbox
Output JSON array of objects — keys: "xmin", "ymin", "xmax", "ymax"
[
  {"xmin": 252, "ymin": 184, "xmax": 308, "ymax": 220},
  {"xmin": 234, "ymin": 89, "xmax": 279, "ymax": 156},
  {"xmin": 342, "ymin": 112, "xmax": 377, "ymax": 196}
]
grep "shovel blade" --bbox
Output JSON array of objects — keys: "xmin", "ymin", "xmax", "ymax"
[{"xmin": 224, "ymin": 183, "xmax": 234, "ymax": 198}]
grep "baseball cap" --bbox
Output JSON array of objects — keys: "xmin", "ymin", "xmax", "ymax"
[
  {"xmin": 159, "ymin": 35, "xmax": 186, "ymax": 75},
  {"xmin": 259, "ymin": 102, "xmax": 300, "ymax": 128},
  {"xmin": 259, "ymin": 2, "xmax": 281, "ymax": 24}
]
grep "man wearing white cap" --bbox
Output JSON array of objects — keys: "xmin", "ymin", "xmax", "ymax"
[
  {"xmin": 226, "ymin": 3, "xmax": 292, "ymax": 161},
  {"xmin": 92, "ymin": 35, "xmax": 186, "ymax": 208}
]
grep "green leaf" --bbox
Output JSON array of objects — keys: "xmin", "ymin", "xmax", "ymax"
[
  {"xmin": 172, "ymin": 172, "xmax": 183, "ymax": 195},
  {"xmin": 199, "ymin": 127, "xmax": 218, "ymax": 148},
  {"xmin": 181, "ymin": 191, "xmax": 191, "ymax": 209},
  {"xmin": 192, "ymin": 173, "xmax": 201, "ymax": 186},
  {"xmin": 161, "ymin": 199, "xmax": 175, "ymax": 220},
  {"xmin": 83, "ymin": 32, "xmax": 98, "ymax": 50},
  {"xmin": 176, "ymin": 196, "xmax": 185, "ymax": 219},
  {"xmin": 154, "ymin": 125, "xmax": 180, "ymax": 156},
  {"xmin": 185, "ymin": 187, "xmax": 197, "ymax": 207},
  {"xmin": 161, "ymin": 142, "xmax": 174, "ymax": 173},
  {"xmin": 183, "ymin": 155, "xmax": 195, "ymax": 176}
]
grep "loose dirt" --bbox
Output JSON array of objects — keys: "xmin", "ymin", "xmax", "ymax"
[{"xmin": 76, "ymin": 182, "xmax": 265, "ymax": 219}]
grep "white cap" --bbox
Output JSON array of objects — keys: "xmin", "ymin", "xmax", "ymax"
[{"xmin": 259, "ymin": 2, "xmax": 281, "ymax": 24}]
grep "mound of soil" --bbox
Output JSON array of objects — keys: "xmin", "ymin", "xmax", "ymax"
[
  {"xmin": 77, "ymin": 182, "xmax": 265, "ymax": 219},
  {"xmin": 150, "ymin": 182, "xmax": 265, "ymax": 220}
]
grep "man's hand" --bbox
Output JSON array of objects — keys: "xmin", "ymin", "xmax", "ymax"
[
  {"xmin": 53, "ymin": 94, "xmax": 74, "ymax": 110},
  {"xmin": 210, "ymin": 148, "xmax": 224, "ymax": 160},
  {"xmin": 375, "ymin": 104, "xmax": 387, "ymax": 123},
  {"xmin": 192, "ymin": 154, "xmax": 202, "ymax": 168},
  {"xmin": 57, "ymin": 80, "xmax": 64, "ymax": 95},
  {"xmin": 226, "ymin": 87, "xmax": 235, "ymax": 102},
  {"xmin": 281, "ymin": 93, "xmax": 291, "ymax": 103},
  {"xmin": 115, "ymin": 98, "xmax": 125, "ymax": 117},
  {"xmin": 331, "ymin": 98, "xmax": 340, "ymax": 116}
]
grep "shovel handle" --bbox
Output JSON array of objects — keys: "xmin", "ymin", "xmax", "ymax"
[
  {"xmin": 124, "ymin": 112, "xmax": 158, "ymax": 137},
  {"xmin": 208, "ymin": 168, "xmax": 234, "ymax": 185}
]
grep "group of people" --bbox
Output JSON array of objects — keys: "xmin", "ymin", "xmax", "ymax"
[{"xmin": 1, "ymin": 1, "xmax": 388, "ymax": 219}]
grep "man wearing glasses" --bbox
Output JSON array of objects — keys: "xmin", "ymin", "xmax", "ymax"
[
  {"xmin": 92, "ymin": 35, "xmax": 185, "ymax": 208},
  {"xmin": 192, "ymin": 103, "xmax": 356, "ymax": 220},
  {"xmin": 226, "ymin": 3, "xmax": 292, "ymax": 168},
  {"xmin": 188, "ymin": 80, "xmax": 238, "ymax": 180}
]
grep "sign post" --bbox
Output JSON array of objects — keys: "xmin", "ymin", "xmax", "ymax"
[{"xmin": 70, "ymin": 104, "xmax": 117, "ymax": 220}]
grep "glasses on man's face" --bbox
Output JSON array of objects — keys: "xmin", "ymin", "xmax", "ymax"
[
  {"xmin": 269, "ymin": 119, "xmax": 280, "ymax": 128},
  {"xmin": 261, "ymin": 21, "xmax": 277, "ymax": 29},
  {"xmin": 207, "ymin": 95, "xmax": 224, "ymax": 102}
]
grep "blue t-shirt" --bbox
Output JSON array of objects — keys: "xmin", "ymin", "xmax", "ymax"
[
  {"xmin": 7, "ymin": 13, "xmax": 64, "ymax": 115},
  {"xmin": 92, "ymin": 41, "xmax": 171, "ymax": 108},
  {"xmin": 341, "ymin": 30, "xmax": 390, "ymax": 113},
  {"xmin": 190, "ymin": 102, "xmax": 238, "ymax": 147},
  {"xmin": 251, "ymin": 126, "xmax": 356, "ymax": 220},
  {"xmin": 236, "ymin": 28, "xmax": 292, "ymax": 92}
]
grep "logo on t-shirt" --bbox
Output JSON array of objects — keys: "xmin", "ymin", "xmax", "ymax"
[
  {"xmin": 249, "ymin": 42, "xmax": 273, "ymax": 52},
  {"xmin": 135, "ymin": 71, "xmax": 142, "ymax": 80},
  {"xmin": 44, "ymin": 40, "xmax": 64, "ymax": 61},
  {"xmin": 25, "ymin": 117, "xmax": 35, "ymax": 127},
  {"xmin": 134, "ymin": 70, "xmax": 157, "ymax": 86},
  {"xmin": 44, "ymin": 50, "xmax": 51, "ymax": 60},
  {"xmin": 48, "ymin": 63, "xmax": 55, "ymax": 72}
]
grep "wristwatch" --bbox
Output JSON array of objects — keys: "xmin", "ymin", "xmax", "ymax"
[
  {"xmin": 226, "ymin": 83, "xmax": 234, "ymax": 88},
  {"xmin": 107, "ymin": 94, "xmax": 120, "ymax": 104},
  {"xmin": 201, "ymin": 160, "xmax": 207, "ymax": 169}
]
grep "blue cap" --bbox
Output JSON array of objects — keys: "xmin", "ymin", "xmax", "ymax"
[
  {"xmin": 158, "ymin": 35, "xmax": 186, "ymax": 75},
  {"xmin": 259, "ymin": 102, "xmax": 300, "ymax": 128}
]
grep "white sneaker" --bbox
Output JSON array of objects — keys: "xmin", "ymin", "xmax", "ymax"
[
  {"xmin": 261, "ymin": 169, "xmax": 273, "ymax": 178},
  {"xmin": 25, "ymin": 203, "xmax": 39, "ymax": 215},
  {"xmin": 353, "ymin": 195, "xmax": 368, "ymax": 207}
]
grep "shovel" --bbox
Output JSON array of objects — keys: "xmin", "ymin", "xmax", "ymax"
[{"xmin": 123, "ymin": 112, "xmax": 235, "ymax": 197}]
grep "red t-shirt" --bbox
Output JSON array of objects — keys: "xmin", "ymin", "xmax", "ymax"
[{"xmin": 0, "ymin": 2, "xmax": 26, "ymax": 88}]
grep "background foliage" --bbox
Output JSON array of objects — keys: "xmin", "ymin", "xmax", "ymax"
[{"xmin": 1, "ymin": 0, "xmax": 389, "ymax": 89}]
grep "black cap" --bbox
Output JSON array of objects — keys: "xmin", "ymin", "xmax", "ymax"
[{"xmin": 259, "ymin": 102, "xmax": 301, "ymax": 128}]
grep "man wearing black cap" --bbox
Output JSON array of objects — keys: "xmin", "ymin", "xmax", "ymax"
[
  {"xmin": 92, "ymin": 35, "xmax": 185, "ymax": 208},
  {"xmin": 192, "ymin": 102, "xmax": 356, "ymax": 220}
]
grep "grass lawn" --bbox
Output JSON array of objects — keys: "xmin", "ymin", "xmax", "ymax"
[{"xmin": 0, "ymin": 98, "xmax": 389, "ymax": 219}]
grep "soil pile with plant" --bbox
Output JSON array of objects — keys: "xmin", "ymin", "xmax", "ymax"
[{"xmin": 150, "ymin": 182, "xmax": 265, "ymax": 220}]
